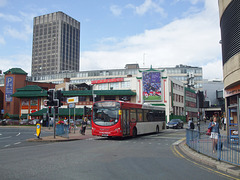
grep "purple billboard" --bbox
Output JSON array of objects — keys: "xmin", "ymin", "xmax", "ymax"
[{"xmin": 142, "ymin": 71, "xmax": 161, "ymax": 101}]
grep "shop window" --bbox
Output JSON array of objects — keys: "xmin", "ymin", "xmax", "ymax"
[{"xmin": 104, "ymin": 96, "xmax": 115, "ymax": 100}]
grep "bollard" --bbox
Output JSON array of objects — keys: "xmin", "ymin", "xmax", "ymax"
[{"xmin": 36, "ymin": 122, "xmax": 41, "ymax": 139}]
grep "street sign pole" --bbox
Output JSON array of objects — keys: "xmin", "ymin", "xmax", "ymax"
[
  {"xmin": 74, "ymin": 106, "xmax": 76, "ymax": 133},
  {"xmin": 53, "ymin": 107, "xmax": 56, "ymax": 139}
]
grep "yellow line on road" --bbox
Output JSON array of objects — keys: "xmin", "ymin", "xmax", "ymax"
[{"xmin": 172, "ymin": 145, "xmax": 240, "ymax": 180}]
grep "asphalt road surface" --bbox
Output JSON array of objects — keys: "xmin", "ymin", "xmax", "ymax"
[
  {"xmin": 0, "ymin": 127, "xmax": 53, "ymax": 149},
  {"xmin": 0, "ymin": 128, "xmax": 235, "ymax": 180}
]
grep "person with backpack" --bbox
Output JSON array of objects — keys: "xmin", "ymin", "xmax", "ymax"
[{"xmin": 188, "ymin": 118, "xmax": 195, "ymax": 129}]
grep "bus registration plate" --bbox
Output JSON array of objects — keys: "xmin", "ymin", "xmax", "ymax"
[{"xmin": 102, "ymin": 134, "xmax": 108, "ymax": 137}]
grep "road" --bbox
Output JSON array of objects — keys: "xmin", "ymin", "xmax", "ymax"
[
  {"xmin": 0, "ymin": 127, "xmax": 236, "ymax": 180},
  {"xmin": 0, "ymin": 127, "xmax": 53, "ymax": 149}
]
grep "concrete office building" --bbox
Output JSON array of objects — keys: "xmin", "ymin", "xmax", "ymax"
[
  {"xmin": 31, "ymin": 11, "xmax": 80, "ymax": 77},
  {"xmin": 218, "ymin": 0, "xmax": 240, "ymax": 142}
]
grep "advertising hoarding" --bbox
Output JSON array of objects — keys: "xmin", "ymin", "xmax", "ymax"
[{"xmin": 142, "ymin": 71, "xmax": 162, "ymax": 101}]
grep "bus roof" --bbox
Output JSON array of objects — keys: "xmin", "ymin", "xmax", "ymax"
[{"xmin": 142, "ymin": 103, "xmax": 165, "ymax": 111}]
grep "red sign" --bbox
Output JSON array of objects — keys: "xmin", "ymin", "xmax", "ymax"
[{"xmin": 91, "ymin": 78, "xmax": 124, "ymax": 84}]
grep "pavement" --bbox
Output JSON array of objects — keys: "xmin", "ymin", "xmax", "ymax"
[
  {"xmin": 178, "ymin": 140, "xmax": 240, "ymax": 177},
  {"xmin": 176, "ymin": 122, "xmax": 240, "ymax": 177},
  {"xmin": 27, "ymin": 126, "xmax": 95, "ymax": 142}
]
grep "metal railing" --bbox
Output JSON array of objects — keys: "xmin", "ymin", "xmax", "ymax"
[{"xmin": 186, "ymin": 129, "xmax": 240, "ymax": 166}]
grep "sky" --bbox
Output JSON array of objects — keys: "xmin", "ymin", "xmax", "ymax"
[{"xmin": 0, "ymin": 0, "xmax": 223, "ymax": 80}]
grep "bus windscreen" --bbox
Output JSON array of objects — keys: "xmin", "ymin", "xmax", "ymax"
[{"xmin": 93, "ymin": 102, "xmax": 120, "ymax": 126}]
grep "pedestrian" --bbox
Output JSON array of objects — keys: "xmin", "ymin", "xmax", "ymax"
[
  {"xmin": 223, "ymin": 116, "xmax": 226, "ymax": 131},
  {"xmin": 208, "ymin": 117, "xmax": 220, "ymax": 153},
  {"xmin": 188, "ymin": 118, "xmax": 192, "ymax": 129},
  {"xmin": 81, "ymin": 117, "xmax": 87, "ymax": 135},
  {"xmin": 188, "ymin": 118, "xmax": 194, "ymax": 130}
]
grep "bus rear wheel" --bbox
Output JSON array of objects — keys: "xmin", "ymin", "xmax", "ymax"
[
  {"xmin": 156, "ymin": 125, "xmax": 159, "ymax": 134},
  {"xmin": 132, "ymin": 127, "xmax": 137, "ymax": 137}
]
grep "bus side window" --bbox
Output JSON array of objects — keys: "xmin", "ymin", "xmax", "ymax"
[
  {"xmin": 143, "ymin": 110, "xmax": 148, "ymax": 122},
  {"xmin": 137, "ymin": 109, "xmax": 143, "ymax": 122},
  {"xmin": 130, "ymin": 109, "xmax": 137, "ymax": 123}
]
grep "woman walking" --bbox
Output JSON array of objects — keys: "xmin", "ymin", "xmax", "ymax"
[{"xmin": 208, "ymin": 117, "xmax": 220, "ymax": 153}]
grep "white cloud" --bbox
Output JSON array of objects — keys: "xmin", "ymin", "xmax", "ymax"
[
  {"xmin": 202, "ymin": 60, "xmax": 223, "ymax": 80},
  {"xmin": 110, "ymin": 5, "xmax": 122, "ymax": 16},
  {"xmin": 0, "ymin": 13, "xmax": 22, "ymax": 22},
  {"xmin": 81, "ymin": 0, "xmax": 223, "ymax": 80},
  {"xmin": 126, "ymin": 0, "xmax": 166, "ymax": 17},
  {"xmin": 0, "ymin": 54, "xmax": 31, "ymax": 75},
  {"xmin": 4, "ymin": 26, "xmax": 30, "ymax": 41},
  {"xmin": 136, "ymin": 0, "xmax": 165, "ymax": 15}
]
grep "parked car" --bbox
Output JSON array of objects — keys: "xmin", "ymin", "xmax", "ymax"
[
  {"xmin": 20, "ymin": 119, "xmax": 29, "ymax": 125},
  {"xmin": 29, "ymin": 119, "xmax": 38, "ymax": 125},
  {"xmin": 75, "ymin": 119, "xmax": 83, "ymax": 125},
  {"xmin": 0, "ymin": 119, "xmax": 6, "ymax": 125},
  {"xmin": 166, "ymin": 119, "xmax": 184, "ymax": 129},
  {"xmin": 2, "ymin": 119, "xmax": 11, "ymax": 125}
]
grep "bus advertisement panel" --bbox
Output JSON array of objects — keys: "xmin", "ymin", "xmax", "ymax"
[
  {"xmin": 92, "ymin": 101, "xmax": 165, "ymax": 138},
  {"xmin": 142, "ymin": 71, "xmax": 162, "ymax": 102}
]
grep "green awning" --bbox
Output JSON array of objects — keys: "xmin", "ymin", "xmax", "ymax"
[
  {"xmin": 29, "ymin": 108, "xmax": 84, "ymax": 116},
  {"xmin": 3, "ymin": 113, "xmax": 19, "ymax": 119},
  {"xmin": 11, "ymin": 85, "xmax": 47, "ymax": 98},
  {"xmin": 20, "ymin": 114, "xmax": 28, "ymax": 119}
]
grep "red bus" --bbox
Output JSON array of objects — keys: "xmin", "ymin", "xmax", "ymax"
[{"xmin": 91, "ymin": 101, "xmax": 165, "ymax": 137}]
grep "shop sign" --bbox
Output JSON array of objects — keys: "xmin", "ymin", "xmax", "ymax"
[
  {"xmin": 225, "ymin": 84, "xmax": 240, "ymax": 97},
  {"xmin": 91, "ymin": 78, "xmax": 124, "ymax": 84},
  {"xmin": 67, "ymin": 97, "xmax": 78, "ymax": 104},
  {"xmin": 5, "ymin": 77, "xmax": 13, "ymax": 102}
]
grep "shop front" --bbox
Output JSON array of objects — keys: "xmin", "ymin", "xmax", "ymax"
[{"xmin": 225, "ymin": 85, "xmax": 240, "ymax": 143}]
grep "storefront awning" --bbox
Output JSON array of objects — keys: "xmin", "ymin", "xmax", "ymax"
[{"xmin": 29, "ymin": 108, "xmax": 84, "ymax": 116}]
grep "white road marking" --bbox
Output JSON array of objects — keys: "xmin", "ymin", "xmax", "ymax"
[
  {"xmin": 16, "ymin": 133, "xmax": 20, "ymax": 136},
  {"xmin": 4, "ymin": 144, "xmax": 10, "ymax": 148},
  {"xmin": 0, "ymin": 136, "xmax": 12, "ymax": 140},
  {"xmin": 14, "ymin": 142, "xmax": 21, "ymax": 145},
  {"xmin": 0, "ymin": 133, "xmax": 2, "ymax": 136}
]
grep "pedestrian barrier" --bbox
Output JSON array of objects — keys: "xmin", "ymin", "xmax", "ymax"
[
  {"xmin": 56, "ymin": 124, "xmax": 69, "ymax": 138},
  {"xmin": 186, "ymin": 129, "xmax": 240, "ymax": 166}
]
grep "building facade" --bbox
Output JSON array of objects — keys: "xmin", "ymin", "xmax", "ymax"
[
  {"xmin": 185, "ymin": 87, "xmax": 197, "ymax": 122},
  {"xmin": 31, "ymin": 11, "xmax": 80, "ymax": 77},
  {"xmin": 219, "ymin": 0, "xmax": 240, "ymax": 142},
  {"xmin": 202, "ymin": 79, "xmax": 224, "ymax": 119},
  {"xmin": 26, "ymin": 64, "xmax": 203, "ymax": 91}
]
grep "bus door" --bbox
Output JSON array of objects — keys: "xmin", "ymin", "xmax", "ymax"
[{"xmin": 122, "ymin": 109, "xmax": 130, "ymax": 136}]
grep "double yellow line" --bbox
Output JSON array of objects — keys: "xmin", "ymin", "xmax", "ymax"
[{"xmin": 172, "ymin": 140, "xmax": 240, "ymax": 180}]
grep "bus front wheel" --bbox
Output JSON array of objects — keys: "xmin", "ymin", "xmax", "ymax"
[{"xmin": 132, "ymin": 127, "xmax": 137, "ymax": 137}]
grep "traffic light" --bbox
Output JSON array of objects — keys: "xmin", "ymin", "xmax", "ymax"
[
  {"xmin": 84, "ymin": 106, "xmax": 87, "ymax": 116},
  {"xmin": 48, "ymin": 106, "xmax": 52, "ymax": 114},
  {"xmin": 56, "ymin": 90, "xmax": 64, "ymax": 107},
  {"xmin": 47, "ymin": 89, "xmax": 54, "ymax": 106},
  {"xmin": 84, "ymin": 106, "xmax": 91, "ymax": 116}
]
